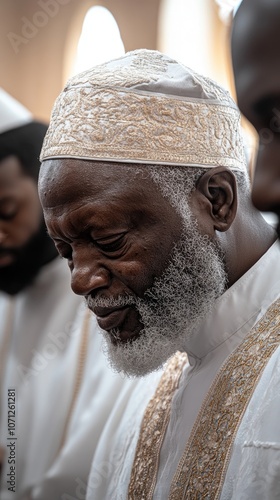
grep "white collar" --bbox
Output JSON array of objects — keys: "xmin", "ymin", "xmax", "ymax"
[
  {"xmin": 0, "ymin": 88, "xmax": 32, "ymax": 134},
  {"xmin": 186, "ymin": 240, "xmax": 280, "ymax": 360}
]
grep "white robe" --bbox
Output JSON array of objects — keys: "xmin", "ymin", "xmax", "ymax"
[
  {"xmin": 86, "ymin": 240, "xmax": 280, "ymax": 499},
  {"xmin": 0, "ymin": 257, "xmax": 134, "ymax": 499}
]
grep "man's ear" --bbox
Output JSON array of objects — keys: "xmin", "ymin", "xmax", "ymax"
[{"xmin": 195, "ymin": 166, "xmax": 238, "ymax": 232}]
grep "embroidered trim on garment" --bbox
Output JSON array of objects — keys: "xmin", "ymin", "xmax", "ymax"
[
  {"xmin": 169, "ymin": 297, "xmax": 280, "ymax": 499},
  {"xmin": 128, "ymin": 352, "xmax": 188, "ymax": 500},
  {"xmin": 40, "ymin": 88, "xmax": 245, "ymax": 171},
  {"xmin": 128, "ymin": 298, "xmax": 280, "ymax": 500}
]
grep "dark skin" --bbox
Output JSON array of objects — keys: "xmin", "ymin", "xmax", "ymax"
[
  {"xmin": 231, "ymin": 0, "xmax": 280, "ymax": 236},
  {"xmin": 0, "ymin": 155, "xmax": 57, "ymax": 295},
  {"xmin": 0, "ymin": 155, "xmax": 42, "ymax": 260},
  {"xmin": 39, "ymin": 160, "xmax": 184, "ymax": 342},
  {"xmin": 39, "ymin": 159, "xmax": 275, "ymax": 343}
]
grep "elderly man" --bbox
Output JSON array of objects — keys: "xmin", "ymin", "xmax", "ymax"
[
  {"xmin": 0, "ymin": 89, "xmax": 131, "ymax": 499},
  {"xmin": 231, "ymin": 0, "xmax": 280, "ymax": 237},
  {"xmin": 39, "ymin": 50, "xmax": 280, "ymax": 499}
]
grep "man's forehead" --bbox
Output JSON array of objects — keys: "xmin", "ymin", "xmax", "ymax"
[
  {"xmin": 39, "ymin": 158, "xmax": 156, "ymax": 209},
  {"xmin": 40, "ymin": 158, "xmax": 145, "ymax": 182}
]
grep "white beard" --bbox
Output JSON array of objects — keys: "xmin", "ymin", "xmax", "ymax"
[{"xmin": 90, "ymin": 216, "xmax": 227, "ymax": 377}]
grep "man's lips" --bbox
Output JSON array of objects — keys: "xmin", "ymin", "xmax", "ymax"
[{"xmin": 94, "ymin": 305, "xmax": 131, "ymax": 331}]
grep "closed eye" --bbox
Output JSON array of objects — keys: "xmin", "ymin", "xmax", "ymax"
[
  {"xmin": 0, "ymin": 210, "xmax": 18, "ymax": 221},
  {"xmin": 0, "ymin": 200, "xmax": 18, "ymax": 221},
  {"xmin": 95, "ymin": 233, "xmax": 126, "ymax": 253}
]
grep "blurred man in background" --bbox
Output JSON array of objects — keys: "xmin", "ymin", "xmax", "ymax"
[
  {"xmin": 231, "ymin": 0, "xmax": 280, "ymax": 237},
  {"xmin": 0, "ymin": 89, "xmax": 132, "ymax": 499}
]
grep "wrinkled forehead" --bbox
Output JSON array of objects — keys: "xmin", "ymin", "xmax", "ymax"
[
  {"xmin": 39, "ymin": 157, "xmax": 94, "ymax": 187},
  {"xmin": 39, "ymin": 159, "xmax": 72, "ymax": 207},
  {"xmin": 38, "ymin": 158, "xmax": 155, "ymax": 209}
]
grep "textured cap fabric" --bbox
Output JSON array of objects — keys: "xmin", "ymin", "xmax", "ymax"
[
  {"xmin": 40, "ymin": 49, "xmax": 247, "ymax": 172},
  {"xmin": 0, "ymin": 88, "xmax": 32, "ymax": 134}
]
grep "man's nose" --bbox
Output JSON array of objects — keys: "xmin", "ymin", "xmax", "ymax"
[{"xmin": 70, "ymin": 256, "xmax": 111, "ymax": 296}]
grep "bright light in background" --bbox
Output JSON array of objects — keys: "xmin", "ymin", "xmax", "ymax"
[
  {"xmin": 70, "ymin": 6, "xmax": 125, "ymax": 77},
  {"xmin": 215, "ymin": 0, "xmax": 243, "ymax": 24},
  {"xmin": 158, "ymin": 0, "xmax": 257, "ymax": 180},
  {"xmin": 158, "ymin": 0, "xmax": 215, "ymax": 81}
]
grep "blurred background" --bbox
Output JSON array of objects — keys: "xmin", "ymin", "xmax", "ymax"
[{"xmin": 0, "ymin": 0, "xmax": 235, "ymax": 122}]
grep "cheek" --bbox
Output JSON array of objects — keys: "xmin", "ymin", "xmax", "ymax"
[
  {"xmin": 114, "ymin": 259, "xmax": 155, "ymax": 297},
  {"xmin": 114, "ymin": 243, "xmax": 174, "ymax": 297}
]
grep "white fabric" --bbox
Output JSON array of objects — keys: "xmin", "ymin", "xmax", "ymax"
[
  {"xmin": 0, "ymin": 88, "xmax": 32, "ymax": 134},
  {"xmin": 86, "ymin": 240, "xmax": 280, "ymax": 499},
  {"xmin": 233, "ymin": 0, "xmax": 244, "ymax": 16},
  {"xmin": 221, "ymin": 344, "xmax": 280, "ymax": 499},
  {"xmin": 0, "ymin": 257, "xmax": 132, "ymax": 499},
  {"xmin": 214, "ymin": 0, "xmax": 243, "ymax": 22},
  {"xmin": 40, "ymin": 50, "xmax": 246, "ymax": 173}
]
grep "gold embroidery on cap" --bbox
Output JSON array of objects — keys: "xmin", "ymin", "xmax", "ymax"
[
  {"xmin": 128, "ymin": 352, "xmax": 188, "ymax": 500},
  {"xmin": 41, "ymin": 88, "xmax": 245, "ymax": 171},
  {"xmin": 169, "ymin": 298, "xmax": 280, "ymax": 499}
]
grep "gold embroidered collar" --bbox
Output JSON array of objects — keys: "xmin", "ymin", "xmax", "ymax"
[{"xmin": 129, "ymin": 298, "xmax": 280, "ymax": 499}]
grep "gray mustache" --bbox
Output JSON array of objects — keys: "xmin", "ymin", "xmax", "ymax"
[{"xmin": 87, "ymin": 294, "xmax": 137, "ymax": 309}]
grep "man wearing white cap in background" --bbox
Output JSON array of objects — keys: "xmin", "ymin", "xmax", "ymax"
[
  {"xmin": 39, "ymin": 49, "xmax": 280, "ymax": 499},
  {"xmin": 0, "ymin": 89, "xmax": 133, "ymax": 499}
]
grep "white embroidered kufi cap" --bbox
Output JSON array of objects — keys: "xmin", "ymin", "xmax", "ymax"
[
  {"xmin": 40, "ymin": 49, "xmax": 246, "ymax": 172},
  {"xmin": 0, "ymin": 88, "xmax": 33, "ymax": 134}
]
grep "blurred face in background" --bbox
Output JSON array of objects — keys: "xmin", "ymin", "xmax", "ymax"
[
  {"xmin": 0, "ymin": 155, "xmax": 49, "ymax": 294},
  {"xmin": 231, "ymin": 0, "xmax": 280, "ymax": 236}
]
